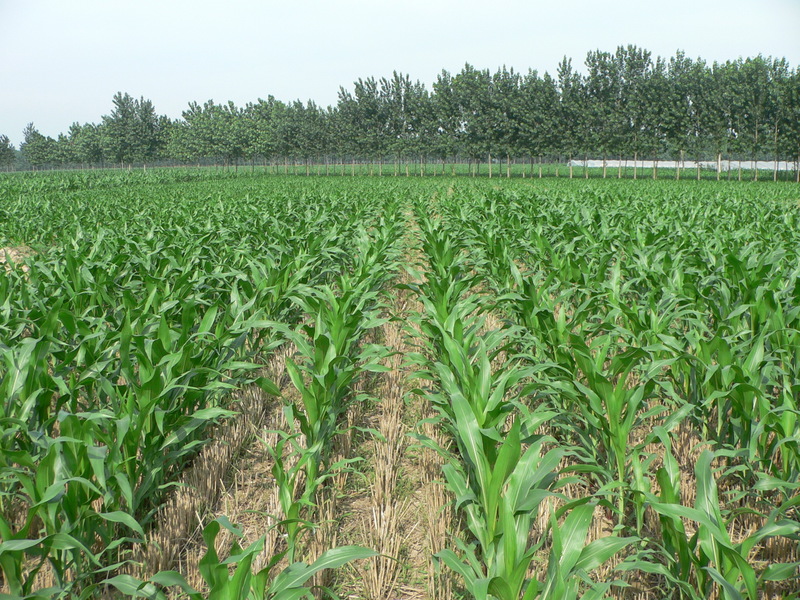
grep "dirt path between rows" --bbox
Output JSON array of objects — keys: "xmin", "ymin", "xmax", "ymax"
[
  {"xmin": 335, "ymin": 254, "xmax": 455, "ymax": 600},
  {"xmin": 157, "ymin": 203, "xmax": 456, "ymax": 599},
  {"xmin": 0, "ymin": 246, "xmax": 33, "ymax": 273},
  {"xmin": 319, "ymin": 204, "xmax": 456, "ymax": 599}
]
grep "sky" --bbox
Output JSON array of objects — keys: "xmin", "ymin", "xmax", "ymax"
[{"xmin": 1, "ymin": 0, "xmax": 799, "ymax": 147}]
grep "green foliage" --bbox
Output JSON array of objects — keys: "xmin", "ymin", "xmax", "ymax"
[
  {"xmin": 0, "ymin": 172, "xmax": 402, "ymax": 597},
  {"xmin": 104, "ymin": 517, "xmax": 376, "ymax": 600},
  {"xmin": 419, "ymin": 177, "xmax": 800, "ymax": 598},
  {"xmin": 12, "ymin": 48, "xmax": 800, "ymax": 171},
  {"xmin": 1, "ymin": 171, "xmax": 799, "ymax": 599}
]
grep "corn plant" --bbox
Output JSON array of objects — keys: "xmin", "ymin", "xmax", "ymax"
[
  {"xmin": 260, "ymin": 221, "xmax": 400, "ymax": 562},
  {"xmin": 409, "ymin": 208, "xmax": 634, "ymax": 599},
  {"xmin": 0, "ymin": 174, "xmax": 398, "ymax": 596},
  {"xmin": 637, "ymin": 449, "xmax": 800, "ymax": 598},
  {"xmin": 104, "ymin": 517, "xmax": 376, "ymax": 600}
]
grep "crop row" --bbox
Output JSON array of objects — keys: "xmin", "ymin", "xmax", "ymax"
[
  {"xmin": 414, "ymin": 180, "xmax": 800, "ymax": 597},
  {"xmin": 0, "ymin": 177, "xmax": 405, "ymax": 598}
]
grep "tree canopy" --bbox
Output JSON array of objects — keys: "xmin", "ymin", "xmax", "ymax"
[{"xmin": 7, "ymin": 47, "xmax": 800, "ymax": 172}]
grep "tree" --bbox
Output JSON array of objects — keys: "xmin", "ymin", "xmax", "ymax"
[
  {"xmin": 732, "ymin": 56, "xmax": 773, "ymax": 178},
  {"xmin": 179, "ymin": 100, "xmax": 248, "ymax": 167},
  {"xmin": 68, "ymin": 122, "xmax": 105, "ymax": 166},
  {"xmin": 449, "ymin": 64, "xmax": 495, "ymax": 172},
  {"xmin": 490, "ymin": 66, "xmax": 524, "ymax": 176},
  {"xmin": 382, "ymin": 72, "xmax": 435, "ymax": 170},
  {"xmin": 764, "ymin": 58, "xmax": 792, "ymax": 180},
  {"xmin": 52, "ymin": 133, "xmax": 77, "ymax": 166},
  {"xmin": 215, "ymin": 101, "xmax": 249, "ymax": 170},
  {"xmin": 664, "ymin": 51, "xmax": 695, "ymax": 174},
  {"xmin": 640, "ymin": 57, "xmax": 671, "ymax": 177},
  {"xmin": 431, "ymin": 70, "xmax": 462, "ymax": 163},
  {"xmin": 0, "ymin": 135, "xmax": 15, "ymax": 170},
  {"xmin": 20, "ymin": 123, "xmax": 55, "ymax": 169},
  {"xmin": 7, "ymin": 48, "xmax": 799, "ymax": 175},
  {"xmin": 704, "ymin": 61, "xmax": 735, "ymax": 177},
  {"xmin": 780, "ymin": 67, "xmax": 800, "ymax": 179},
  {"xmin": 246, "ymin": 96, "xmax": 287, "ymax": 166},
  {"xmin": 617, "ymin": 46, "xmax": 654, "ymax": 175},
  {"xmin": 519, "ymin": 70, "xmax": 559, "ymax": 170},
  {"xmin": 282, "ymin": 100, "xmax": 325, "ymax": 173},
  {"xmin": 102, "ymin": 92, "xmax": 138, "ymax": 165},
  {"xmin": 556, "ymin": 57, "xmax": 586, "ymax": 176},
  {"xmin": 102, "ymin": 92, "xmax": 165, "ymax": 166},
  {"xmin": 336, "ymin": 76, "xmax": 395, "ymax": 169},
  {"xmin": 355, "ymin": 77, "xmax": 389, "ymax": 165},
  {"xmin": 584, "ymin": 50, "xmax": 622, "ymax": 174}
]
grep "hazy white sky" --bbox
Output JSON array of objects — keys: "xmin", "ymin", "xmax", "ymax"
[{"xmin": 2, "ymin": 0, "xmax": 799, "ymax": 146}]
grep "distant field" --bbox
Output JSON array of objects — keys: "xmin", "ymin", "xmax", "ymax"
[
  {"xmin": 1, "ymin": 170, "xmax": 799, "ymax": 599},
  {"xmin": 9, "ymin": 158, "xmax": 800, "ymax": 181}
]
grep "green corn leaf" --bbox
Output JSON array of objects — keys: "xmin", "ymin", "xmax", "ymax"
[
  {"xmin": 270, "ymin": 546, "xmax": 377, "ymax": 591},
  {"xmin": 98, "ymin": 511, "xmax": 145, "ymax": 537},
  {"xmin": 573, "ymin": 535, "xmax": 637, "ymax": 573},
  {"xmin": 104, "ymin": 574, "xmax": 166, "ymax": 599}
]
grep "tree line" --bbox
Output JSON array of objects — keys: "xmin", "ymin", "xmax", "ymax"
[{"xmin": 3, "ymin": 46, "xmax": 799, "ymax": 176}]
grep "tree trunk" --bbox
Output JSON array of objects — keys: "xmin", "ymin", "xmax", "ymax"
[
  {"xmin": 539, "ymin": 156, "xmax": 543, "ymax": 179},
  {"xmin": 602, "ymin": 155, "xmax": 607, "ymax": 179},
  {"xmin": 738, "ymin": 161, "xmax": 742, "ymax": 181},
  {"xmin": 405, "ymin": 162, "xmax": 409, "ymax": 177},
  {"xmin": 633, "ymin": 152, "xmax": 638, "ymax": 180},
  {"xmin": 488, "ymin": 153, "xmax": 492, "ymax": 178},
  {"xmin": 584, "ymin": 154, "xmax": 589, "ymax": 179},
  {"xmin": 697, "ymin": 155, "xmax": 701, "ymax": 180},
  {"xmin": 618, "ymin": 157, "xmax": 622, "ymax": 179},
  {"xmin": 716, "ymin": 153, "xmax": 721, "ymax": 181},
  {"xmin": 379, "ymin": 159, "xmax": 382, "ymax": 177},
  {"xmin": 773, "ymin": 125, "xmax": 779, "ymax": 182},
  {"xmin": 507, "ymin": 154, "xmax": 511, "ymax": 178},
  {"xmin": 754, "ymin": 124, "xmax": 759, "ymax": 181},
  {"xmin": 677, "ymin": 150, "xmax": 682, "ymax": 180},
  {"xmin": 653, "ymin": 157, "xmax": 657, "ymax": 180}
]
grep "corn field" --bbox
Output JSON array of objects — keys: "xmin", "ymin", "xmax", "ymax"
[{"xmin": 0, "ymin": 169, "xmax": 798, "ymax": 599}]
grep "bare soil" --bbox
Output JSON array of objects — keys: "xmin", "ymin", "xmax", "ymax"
[{"xmin": 0, "ymin": 246, "xmax": 32, "ymax": 273}]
